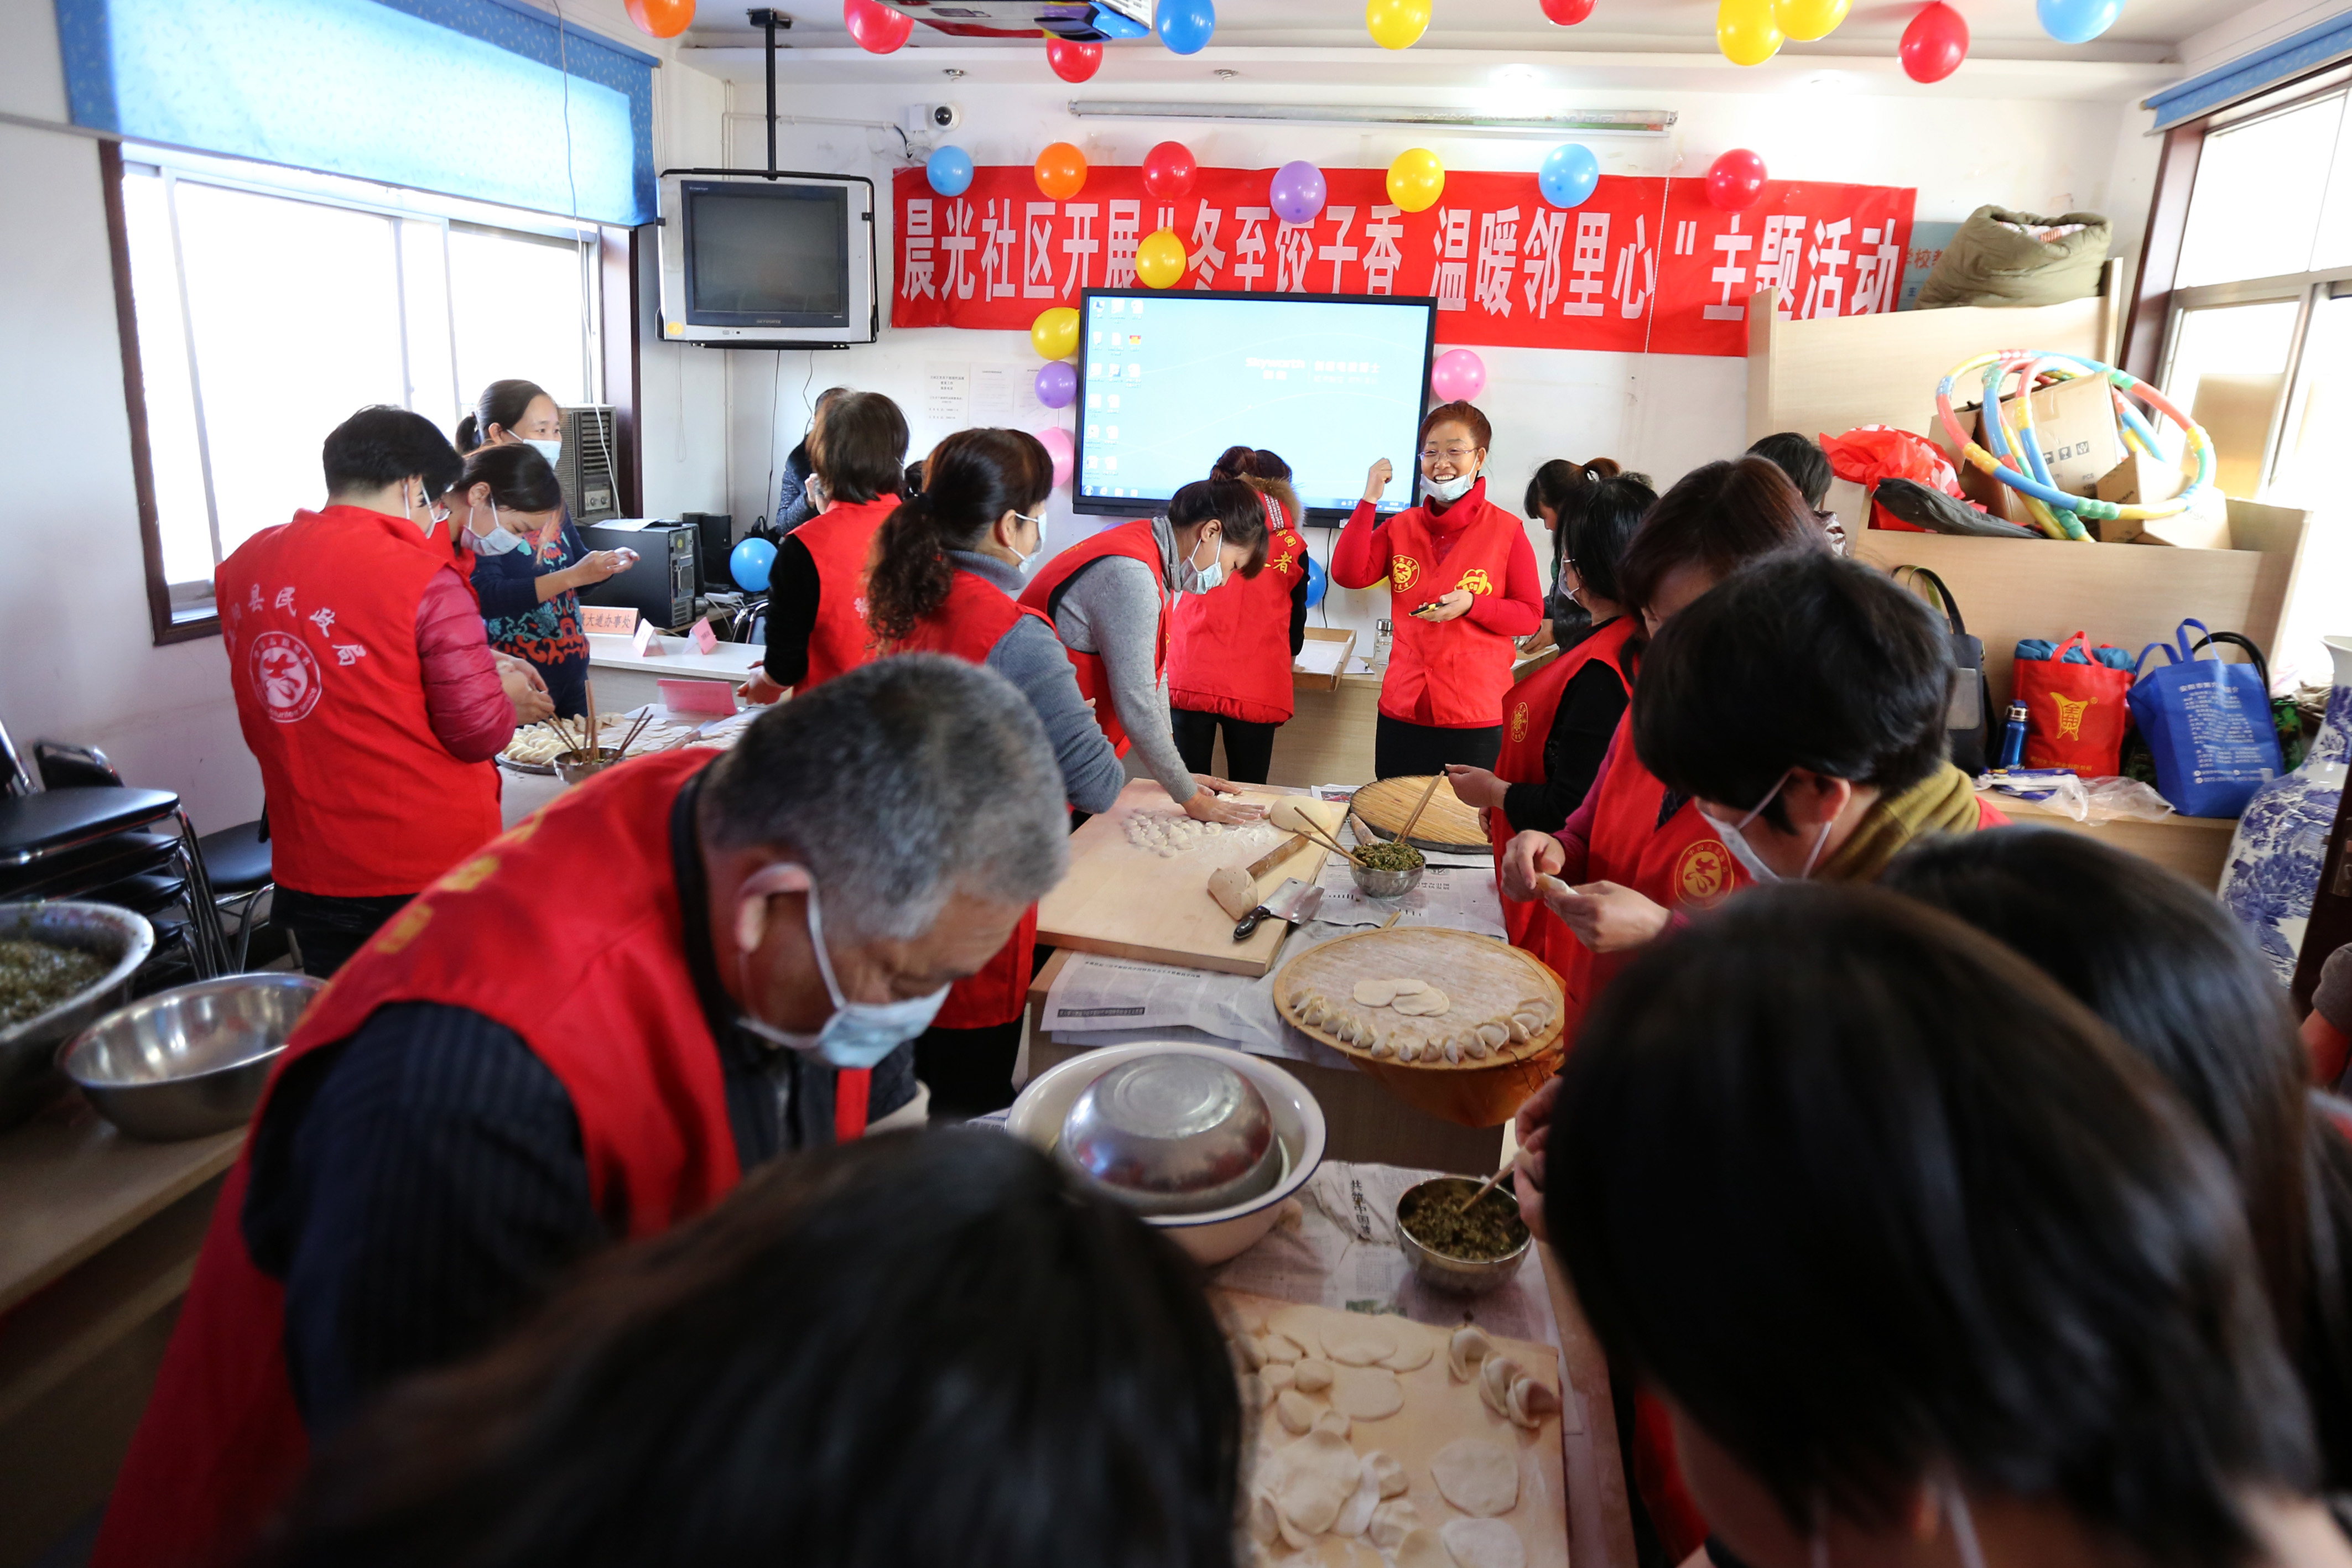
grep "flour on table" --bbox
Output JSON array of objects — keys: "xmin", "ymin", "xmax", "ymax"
[{"xmin": 1124, "ymin": 809, "xmax": 1286, "ymax": 860}]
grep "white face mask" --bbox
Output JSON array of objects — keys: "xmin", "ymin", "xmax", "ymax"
[
  {"xmin": 1008, "ymin": 509, "xmax": 1045, "ymax": 574},
  {"xmin": 1698, "ymin": 769, "xmax": 1835, "ymax": 884},
  {"xmin": 1424, "ymin": 471, "xmax": 1477, "ymax": 504},
  {"xmin": 406, "ymin": 482, "xmax": 450, "ymax": 535},
  {"xmin": 519, "ymin": 436, "xmax": 562, "ymax": 470},
  {"xmin": 467, "ymin": 498, "xmax": 529, "ymax": 556},
  {"xmin": 1177, "ymin": 523, "xmax": 1226, "ymax": 595},
  {"xmin": 734, "ymin": 871, "xmax": 949, "ymax": 1071}
]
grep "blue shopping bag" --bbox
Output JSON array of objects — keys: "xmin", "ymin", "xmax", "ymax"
[{"xmin": 2128, "ymin": 619, "xmax": 2284, "ymax": 818}]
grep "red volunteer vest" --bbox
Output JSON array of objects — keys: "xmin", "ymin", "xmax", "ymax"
[
  {"xmin": 216, "ymin": 506, "xmax": 503, "ymax": 896},
  {"xmin": 1019, "ymin": 518, "xmax": 1168, "ymax": 757},
  {"xmin": 1169, "ymin": 502, "xmax": 1308, "ymax": 726},
  {"xmin": 91, "ymin": 752, "xmax": 820, "ymax": 1568},
  {"xmin": 791, "ymin": 493, "xmax": 902, "ymax": 690},
  {"xmin": 1487, "ymin": 619, "xmax": 1636, "ymax": 979},
  {"xmin": 894, "ymin": 567, "xmax": 1053, "ymax": 1029},
  {"xmin": 1378, "ymin": 487, "xmax": 1524, "ymax": 729}
]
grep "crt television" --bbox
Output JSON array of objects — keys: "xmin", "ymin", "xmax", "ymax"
[
  {"xmin": 657, "ymin": 171, "xmax": 877, "ymax": 348},
  {"xmin": 1071, "ymin": 288, "xmax": 1439, "ymax": 524}
]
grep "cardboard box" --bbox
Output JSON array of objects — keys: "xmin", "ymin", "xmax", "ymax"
[
  {"xmin": 2091, "ymin": 451, "xmax": 2233, "ymax": 547},
  {"xmin": 1948, "ymin": 374, "xmax": 2124, "ymax": 526}
]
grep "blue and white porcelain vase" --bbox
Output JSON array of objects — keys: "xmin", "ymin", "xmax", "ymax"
[{"xmin": 2219, "ymin": 635, "xmax": 2351, "ymax": 983}]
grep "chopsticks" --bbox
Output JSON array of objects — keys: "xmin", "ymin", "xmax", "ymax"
[
  {"xmin": 586, "ymin": 681, "xmax": 601, "ymax": 763},
  {"xmin": 611, "ymin": 709, "xmax": 654, "ymax": 761},
  {"xmin": 1395, "ymin": 773, "xmax": 1446, "ymax": 846},
  {"xmin": 1454, "ymin": 1161, "xmax": 1514, "ymax": 1212},
  {"xmin": 1286, "ymin": 814, "xmax": 1368, "ymax": 868}
]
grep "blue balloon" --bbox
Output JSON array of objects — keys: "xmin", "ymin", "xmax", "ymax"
[
  {"xmin": 1304, "ymin": 554, "xmax": 1328, "ymax": 610},
  {"xmin": 1538, "ymin": 143, "xmax": 1600, "ymax": 210},
  {"xmin": 731, "ymin": 537, "xmax": 777, "ymax": 593},
  {"xmin": 2036, "ymin": 0, "xmax": 2122, "ymax": 43},
  {"xmin": 926, "ymin": 144, "xmax": 973, "ymax": 197},
  {"xmin": 1156, "ymin": 0, "xmax": 1215, "ymax": 55}
]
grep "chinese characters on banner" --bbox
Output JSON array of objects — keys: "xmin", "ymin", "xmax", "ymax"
[{"xmin": 892, "ymin": 165, "xmax": 1916, "ymax": 358}]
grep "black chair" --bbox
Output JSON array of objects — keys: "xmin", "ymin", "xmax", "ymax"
[{"xmin": 196, "ymin": 820, "xmax": 273, "ymax": 970}]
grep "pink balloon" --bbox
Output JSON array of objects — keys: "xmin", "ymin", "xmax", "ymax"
[
  {"xmin": 1038, "ymin": 425, "xmax": 1075, "ymax": 488},
  {"xmin": 1430, "ymin": 348, "xmax": 1487, "ymax": 403},
  {"xmin": 1706, "ymin": 148, "xmax": 1768, "ymax": 211}
]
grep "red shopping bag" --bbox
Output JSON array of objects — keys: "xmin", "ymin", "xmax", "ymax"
[
  {"xmin": 2014, "ymin": 631, "xmax": 2134, "ymax": 776},
  {"xmin": 1821, "ymin": 425, "xmax": 1964, "ymax": 534}
]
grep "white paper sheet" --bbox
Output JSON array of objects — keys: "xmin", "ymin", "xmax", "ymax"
[
  {"xmin": 1292, "ymin": 638, "xmax": 1352, "ymax": 677},
  {"xmin": 921, "ymin": 361, "xmax": 969, "ymax": 426},
  {"xmin": 969, "ymin": 362, "xmax": 1019, "ymax": 420}
]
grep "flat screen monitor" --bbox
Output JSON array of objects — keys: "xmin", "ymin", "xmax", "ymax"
[{"xmin": 1072, "ymin": 289, "xmax": 1439, "ymax": 523}]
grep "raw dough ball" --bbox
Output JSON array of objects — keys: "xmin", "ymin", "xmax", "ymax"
[
  {"xmin": 1383, "ymin": 1329, "xmax": 1436, "ymax": 1372},
  {"xmin": 1262, "ymin": 1362, "xmax": 1296, "ymax": 1393},
  {"xmin": 1323, "ymin": 1317, "xmax": 1400, "ymax": 1367},
  {"xmin": 1235, "ymin": 1335, "xmax": 1267, "ymax": 1371},
  {"xmin": 1293, "ymin": 1358, "xmax": 1335, "ymax": 1393},
  {"xmin": 1331, "ymin": 1459, "xmax": 1382, "ymax": 1536},
  {"xmin": 1330, "ymin": 1365, "xmax": 1406, "ymax": 1420},
  {"xmin": 1477, "ymin": 1020, "xmax": 1511, "ymax": 1050},
  {"xmin": 1391, "ymin": 988, "xmax": 1451, "ymax": 1017},
  {"xmin": 1365, "ymin": 1449, "xmax": 1410, "ymax": 1499},
  {"xmin": 1443, "ymin": 1518, "xmax": 1528, "ymax": 1568},
  {"xmin": 1262, "ymin": 1332, "xmax": 1304, "ymax": 1364},
  {"xmin": 1276, "ymin": 1389, "xmax": 1317, "ymax": 1434},
  {"xmin": 1430, "ymin": 1437, "xmax": 1521, "ymax": 1517},
  {"xmin": 1449, "ymin": 1325, "xmax": 1494, "ymax": 1382},
  {"xmin": 1269, "ymin": 798, "xmax": 1324, "ymax": 836},
  {"xmin": 1354, "ymin": 978, "xmax": 1402, "ymax": 1007},
  {"xmin": 1268, "ymin": 1306, "xmax": 1325, "ymax": 1359},
  {"xmin": 1395, "ymin": 1525, "xmax": 1453, "ymax": 1568},
  {"xmin": 1313, "ymin": 1409, "xmax": 1353, "ymax": 1441},
  {"xmin": 1369, "ymin": 1500, "xmax": 1421, "ymax": 1551}
]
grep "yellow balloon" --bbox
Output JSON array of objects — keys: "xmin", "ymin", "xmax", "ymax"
[
  {"xmin": 1775, "ymin": 0, "xmax": 1847, "ymax": 39},
  {"xmin": 1386, "ymin": 147, "xmax": 1445, "ymax": 214},
  {"xmin": 1716, "ymin": 0, "xmax": 1783, "ymax": 64},
  {"xmin": 1030, "ymin": 306, "xmax": 1080, "ymax": 362},
  {"xmin": 1366, "ymin": 0, "xmax": 1430, "ymax": 50},
  {"xmin": 1134, "ymin": 228, "xmax": 1187, "ymax": 289}
]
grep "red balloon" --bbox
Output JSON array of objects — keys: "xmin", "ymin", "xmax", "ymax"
[
  {"xmin": 1706, "ymin": 148, "xmax": 1768, "ymax": 211},
  {"xmin": 1142, "ymin": 140, "xmax": 1198, "ymax": 199},
  {"xmin": 1047, "ymin": 37, "xmax": 1103, "ymax": 82},
  {"xmin": 844, "ymin": 0, "xmax": 913, "ymax": 53},
  {"xmin": 1539, "ymin": 0, "xmax": 1595, "ymax": 20},
  {"xmin": 625, "ymin": 0, "xmax": 693, "ymax": 37},
  {"xmin": 1900, "ymin": 2, "xmax": 1968, "ymax": 83}
]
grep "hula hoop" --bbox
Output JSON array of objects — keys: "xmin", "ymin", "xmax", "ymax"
[{"xmin": 1934, "ymin": 350, "xmax": 2216, "ymax": 536}]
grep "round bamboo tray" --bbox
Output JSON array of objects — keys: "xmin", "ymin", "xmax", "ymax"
[
  {"xmin": 1273, "ymin": 928, "xmax": 1565, "ymax": 1128},
  {"xmin": 1350, "ymin": 775, "xmax": 1488, "ymax": 855}
]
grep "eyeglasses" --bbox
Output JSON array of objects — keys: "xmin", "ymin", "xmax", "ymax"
[{"xmin": 1421, "ymin": 444, "xmax": 1479, "ymax": 461}]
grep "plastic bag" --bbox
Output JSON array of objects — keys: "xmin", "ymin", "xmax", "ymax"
[
  {"xmin": 1977, "ymin": 769, "xmax": 2176, "ymax": 824},
  {"xmin": 1821, "ymin": 425, "xmax": 1964, "ymax": 533}
]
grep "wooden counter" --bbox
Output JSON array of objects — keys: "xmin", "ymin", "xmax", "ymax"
[
  {"xmin": 0, "ymin": 1098, "xmax": 241, "ymax": 1566},
  {"xmin": 1977, "ymin": 789, "xmax": 2236, "ymax": 890}
]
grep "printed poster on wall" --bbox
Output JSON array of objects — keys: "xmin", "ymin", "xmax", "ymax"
[{"xmin": 892, "ymin": 165, "xmax": 1916, "ymax": 359}]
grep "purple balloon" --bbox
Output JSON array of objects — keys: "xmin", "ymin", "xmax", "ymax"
[
  {"xmin": 1035, "ymin": 361, "xmax": 1078, "ymax": 409},
  {"xmin": 1268, "ymin": 159, "xmax": 1327, "ymax": 226}
]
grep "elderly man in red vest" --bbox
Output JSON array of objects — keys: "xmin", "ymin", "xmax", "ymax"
[
  {"xmin": 92, "ymin": 657, "xmax": 1071, "ymax": 1568},
  {"xmin": 216, "ymin": 405, "xmax": 553, "ymax": 975}
]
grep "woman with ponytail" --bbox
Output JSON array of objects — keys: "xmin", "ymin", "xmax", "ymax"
[
  {"xmin": 1165, "ymin": 446, "xmax": 1311, "ymax": 785},
  {"xmin": 866, "ymin": 429, "xmax": 1123, "ymax": 1116},
  {"xmin": 1522, "ymin": 457, "xmax": 1633, "ymax": 654}
]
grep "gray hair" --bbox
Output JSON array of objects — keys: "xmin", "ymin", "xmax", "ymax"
[{"xmin": 701, "ymin": 654, "xmax": 1069, "ymax": 942}]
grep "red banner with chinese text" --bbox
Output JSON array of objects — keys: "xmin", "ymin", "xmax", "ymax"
[{"xmin": 892, "ymin": 165, "xmax": 1914, "ymax": 358}]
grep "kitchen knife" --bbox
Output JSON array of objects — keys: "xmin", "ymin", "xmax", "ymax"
[{"xmin": 1232, "ymin": 877, "xmax": 1325, "ymax": 941}]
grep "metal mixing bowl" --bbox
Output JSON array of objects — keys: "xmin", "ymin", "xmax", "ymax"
[
  {"xmin": 1350, "ymin": 859, "xmax": 1426, "ymax": 901},
  {"xmin": 1395, "ymin": 1175, "xmax": 1534, "ymax": 1294},
  {"xmin": 553, "ymin": 749, "xmax": 618, "ymax": 788},
  {"xmin": 61, "ymin": 972, "xmax": 324, "ymax": 1140},
  {"xmin": 0, "ymin": 902, "xmax": 155, "ymax": 1129},
  {"xmin": 1056, "ymin": 1053, "xmax": 1282, "ymax": 1216}
]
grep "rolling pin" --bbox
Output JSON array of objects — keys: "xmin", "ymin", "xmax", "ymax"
[{"xmin": 1207, "ymin": 832, "xmax": 1313, "ymax": 921}]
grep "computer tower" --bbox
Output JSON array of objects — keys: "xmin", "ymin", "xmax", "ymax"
[
  {"xmin": 683, "ymin": 513, "xmax": 735, "ymax": 591},
  {"xmin": 579, "ymin": 521, "xmax": 697, "ymax": 630}
]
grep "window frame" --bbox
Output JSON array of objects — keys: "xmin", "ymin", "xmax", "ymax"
[{"xmin": 102, "ymin": 141, "xmax": 642, "ymax": 645}]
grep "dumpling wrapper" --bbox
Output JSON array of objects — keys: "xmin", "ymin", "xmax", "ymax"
[
  {"xmin": 1329, "ymin": 1364, "xmax": 1405, "ymax": 1420},
  {"xmin": 1449, "ymin": 1325, "xmax": 1494, "ymax": 1382},
  {"xmin": 1390, "ymin": 989, "xmax": 1451, "ymax": 1017},
  {"xmin": 1267, "ymin": 1306, "xmax": 1324, "ymax": 1359},
  {"xmin": 1331, "ymin": 1458, "xmax": 1382, "ymax": 1536},
  {"xmin": 1369, "ymin": 1501, "xmax": 1420, "ymax": 1551},
  {"xmin": 1390, "ymin": 977, "xmax": 1429, "ymax": 995},
  {"xmin": 1442, "ymin": 1518, "xmax": 1528, "ymax": 1568},
  {"xmin": 1395, "ymin": 1527, "xmax": 1452, "ymax": 1568},
  {"xmin": 1266, "ymin": 1431, "xmax": 1362, "ymax": 1536},
  {"xmin": 1365, "ymin": 1449, "xmax": 1410, "ymax": 1499},
  {"xmin": 1323, "ymin": 1316, "xmax": 1400, "ymax": 1367},
  {"xmin": 1383, "ymin": 1328, "xmax": 1436, "ymax": 1372},
  {"xmin": 1430, "ymin": 1437, "xmax": 1520, "ymax": 1517},
  {"xmin": 1353, "ymin": 978, "xmax": 1401, "ymax": 1007},
  {"xmin": 1293, "ymin": 1357, "xmax": 1335, "ymax": 1393}
]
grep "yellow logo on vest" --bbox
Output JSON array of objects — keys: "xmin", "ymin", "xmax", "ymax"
[
  {"xmin": 371, "ymin": 901, "xmax": 435, "ymax": 956},
  {"xmin": 1674, "ymin": 840, "xmax": 1735, "ymax": 908},
  {"xmin": 1456, "ymin": 567, "xmax": 1495, "ymax": 596},
  {"xmin": 1509, "ymin": 701, "xmax": 1530, "ymax": 743},
  {"xmin": 2052, "ymin": 693, "xmax": 2094, "ymax": 739},
  {"xmin": 1390, "ymin": 555, "xmax": 1422, "ymax": 592}
]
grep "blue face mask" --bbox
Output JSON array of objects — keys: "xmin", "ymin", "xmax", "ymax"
[
  {"xmin": 735, "ymin": 872, "xmax": 948, "ymax": 1070},
  {"xmin": 468, "ymin": 498, "xmax": 528, "ymax": 556}
]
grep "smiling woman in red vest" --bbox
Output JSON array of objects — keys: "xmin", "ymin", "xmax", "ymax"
[
  {"xmin": 215, "ymin": 406, "xmax": 553, "ymax": 977},
  {"xmin": 1018, "ymin": 478, "xmax": 1273, "ymax": 826},
  {"xmin": 1330, "ymin": 400, "xmax": 1544, "ymax": 778},
  {"xmin": 743, "ymin": 390, "xmax": 909, "ymax": 702},
  {"xmin": 90, "ymin": 658, "xmax": 1070, "ymax": 1568},
  {"xmin": 1167, "ymin": 446, "xmax": 1312, "ymax": 786},
  {"xmin": 863, "ymin": 428, "xmax": 1125, "ymax": 1117}
]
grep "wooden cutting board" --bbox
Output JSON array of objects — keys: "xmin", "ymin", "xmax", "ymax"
[
  {"xmin": 1352, "ymin": 775, "xmax": 1490, "ymax": 854},
  {"xmin": 1274, "ymin": 928, "xmax": 1567, "ymax": 1127},
  {"xmin": 1038, "ymin": 780, "xmax": 1347, "ymax": 978},
  {"xmin": 1216, "ymin": 1289, "xmax": 1572, "ymax": 1568}
]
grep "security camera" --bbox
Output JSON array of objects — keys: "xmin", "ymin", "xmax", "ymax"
[{"xmin": 930, "ymin": 103, "xmax": 962, "ymax": 131}]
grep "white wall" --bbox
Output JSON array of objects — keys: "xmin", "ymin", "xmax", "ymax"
[{"xmin": 717, "ymin": 75, "xmax": 2146, "ymax": 647}]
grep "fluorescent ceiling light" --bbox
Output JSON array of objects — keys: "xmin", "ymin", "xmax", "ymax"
[{"xmin": 1067, "ymin": 101, "xmax": 1674, "ymax": 134}]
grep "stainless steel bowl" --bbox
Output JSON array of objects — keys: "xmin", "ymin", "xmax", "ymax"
[
  {"xmin": 61, "ymin": 972, "xmax": 324, "ymax": 1140},
  {"xmin": 1056, "ymin": 1053, "xmax": 1282, "ymax": 1216},
  {"xmin": 1396, "ymin": 1175, "xmax": 1534, "ymax": 1294},
  {"xmin": 0, "ymin": 902, "xmax": 155, "ymax": 1129},
  {"xmin": 1350, "ymin": 859, "xmax": 1426, "ymax": 901},
  {"xmin": 553, "ymin": 749, "xmax": 618, "ymax": 788}
]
